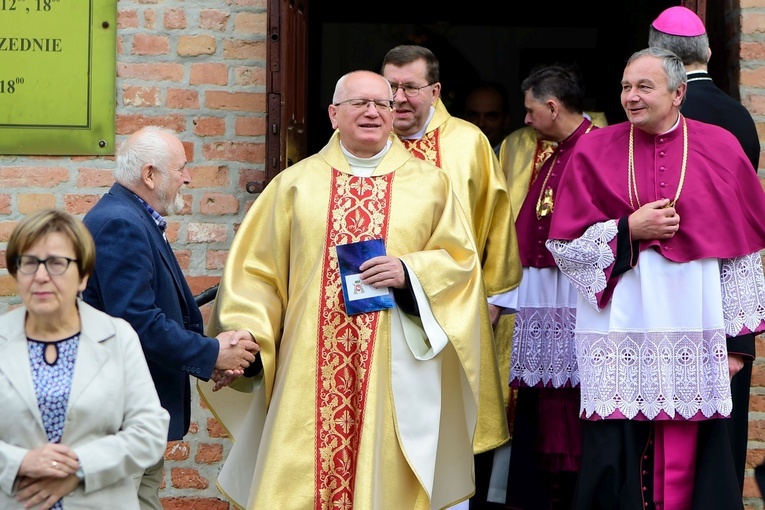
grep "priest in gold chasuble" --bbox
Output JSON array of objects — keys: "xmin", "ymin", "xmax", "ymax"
[{"xmin": 199, "ymin": 71, "xmax": 498, "ymax": 510}]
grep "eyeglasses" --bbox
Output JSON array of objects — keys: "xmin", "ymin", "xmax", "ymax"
[
  {"xmin": 389, "ymin": 82, "xmax": 434, "ymax": 97},
  {"xmin": 333, "ymin": 98, "xmax": 394, "ymax": 111},
  {"xmin": 16, "ymin": 255, "xmax": 77, "ymax": 276}
]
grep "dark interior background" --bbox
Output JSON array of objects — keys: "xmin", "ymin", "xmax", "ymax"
[{"xmin": 304, "ymin": 0, "xmax": 725, "ymax": 154}]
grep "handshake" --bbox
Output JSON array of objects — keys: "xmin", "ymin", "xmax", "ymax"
[{"xmin": 211, "ymin": 330, "xmax": 261, "ymax": 391}]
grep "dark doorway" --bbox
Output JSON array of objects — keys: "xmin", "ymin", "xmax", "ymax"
[{"xmin": 305, "ymin": 1, "xmax": 677, "ymax": 155}]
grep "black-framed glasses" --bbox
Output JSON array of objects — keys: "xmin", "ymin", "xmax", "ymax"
[
  {"xmin": 389, "ymin": 82, "xmax": 434, "ymax": 97},
  {"xmin": 333, "ymin": 98, "xmax": 394, "ymax": 111},
  {"xmin": 16, "ymin": 255, "xmax": 77, "ymax": 276}
]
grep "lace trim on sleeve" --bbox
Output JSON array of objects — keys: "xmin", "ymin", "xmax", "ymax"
[
  {"xmin": 721, "ymin": 252, "xmax": 765, "ymax": 336},
  {"xmin": 545, "ymin": 220, "xmax": 618, "ymax": 309}
]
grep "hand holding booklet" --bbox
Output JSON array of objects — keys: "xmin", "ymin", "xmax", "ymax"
[{"xmin": 335, "ymin": 238, "xmax": 395, "ymax": 315}]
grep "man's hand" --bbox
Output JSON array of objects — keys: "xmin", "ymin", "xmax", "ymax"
[
  {"xmin": 16, "ymin": 474, "xmax": 80, "ymax": 510},
  {"xmin": 215, "ymin": 330, "xmax": 260, "ymax": 374},
  {"xmin": 18, "ymin": 444, "xmax": 79, "ymax": 479},
  {"xmin": 628, "ymin": 199, "xmax": 680, "ymax": 241},
  {"xmin": 211, "ymin": 369, "xmax": 239, "ymax": 392},
  {"xmin": 359, "ymin": 256, "xmax": 405, "ymax": 289},
  {"xmin": 488, "ymin": 304, "xmax": 502, "ymax": 327},
  {"xmin": 729, "ymin": 353, "xmax": 745, "ymax": 380}
]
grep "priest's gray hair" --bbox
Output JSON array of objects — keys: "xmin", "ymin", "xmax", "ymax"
[{"xmin": 628, "ymin": 47, "xmax": 687, "ymax": 93}]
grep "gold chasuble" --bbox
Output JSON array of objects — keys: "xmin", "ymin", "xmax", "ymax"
[
  {"xmin": 199, "ymin": 134, "xmax": 501, "ymax": 510},
  {"xmin": 401, "ymin": 99, "xmax": 520, "ymax": 450}
]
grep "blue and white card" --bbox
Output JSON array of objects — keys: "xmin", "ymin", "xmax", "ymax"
[{"xmin": 335, "ymin": 238, "xmax": 394, "ymax": 315}]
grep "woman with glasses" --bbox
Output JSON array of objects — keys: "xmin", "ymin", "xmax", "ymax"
[{"xmin": 0, "ymin": 208, "xmax": 169, "ymax": 510}]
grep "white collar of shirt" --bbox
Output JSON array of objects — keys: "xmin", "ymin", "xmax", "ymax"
[
  {"xmin": 661, "ymin": 114, "xmax": 682, "ymax": 135},
  {"xmin": 340, "ymin": 139, "xmax": 392, "ymax": 177}
]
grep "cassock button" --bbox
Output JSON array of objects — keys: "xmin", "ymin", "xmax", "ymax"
[
  {"xmin": 659, "ymin": 166, "xmax": 666, "ymax": 172},
  {"xmin": 642, "ymin": 486, "xmax": 647, "ymax": 492},
  {"xmin": 663, "ymin": 246, "xmax": 670, "ymax": 251},
  {"xmin": 660, "ymin": 182, "xmax": 666, "ymax": 188},
  {"xmin": 659, "ymin": 151, "xmax": 666, "ymax": 157}
]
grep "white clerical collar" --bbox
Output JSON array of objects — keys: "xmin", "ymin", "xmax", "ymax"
[
  {"xmin": 340, "ymin": 139, "xmax": 392, "ymax": 177},
  {"xmin": 661, "ymin": 115, "xmax": 682, "ymax": 135},
  {"xmin": 400, "ymin": 106, "xmax": 435, "ymax": 140},
  {"xmin": 686, "ymin": 70, "xmax": 712, "ymax": 83}
]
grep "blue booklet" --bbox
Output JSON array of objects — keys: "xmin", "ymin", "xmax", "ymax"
[{"xmin": 335, "ymin": 238, "xmax": 395, "ymax": 315}]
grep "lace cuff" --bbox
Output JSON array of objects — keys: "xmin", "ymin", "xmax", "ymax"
[
  {"xmin": 721, "ymin": 252, "xmax": 765, "ymax": 336},
  {"xmin": 546, "ymin": 220, "xmax": 618, "ymax": 309}
]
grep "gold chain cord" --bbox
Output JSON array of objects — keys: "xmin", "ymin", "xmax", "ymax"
[{"xmin": 628, "ymin": 116, "xmax": 687, "ymax": 210}]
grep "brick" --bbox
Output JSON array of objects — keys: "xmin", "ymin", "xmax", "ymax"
[
  {"xmin": 163, "ymin": 8, "xmax": 187, "ymax": 30},
  {"xmin": 751, "ymin": 393, "xmax": 765, "ymax": 412},
  {"xmin": 234, "ymin": 116, "xmax": 265, "ymax": 136},
  {"xmin": 174, "ymin": 250, "xmax": 190, "ymax": 270},
  {"xmin": 0, "ymin": 167, "xmax": 69, "ymax": 188},
  {"xmin": 200, "ymin": 10, "xmax": 230, "ymax": 31},
  {"xmin": 206, "ymin": 417, "xmax": 229, "ymax": 438},
  {"xmin": 233, "ymin": 12, "xmax": 267, "ymax": 34},
  {"xmin": 76, "ymin": 168, "xmax": 114, "ymax": 188},
  {"xmin": 749, "ymin": 418, "xmax": 765, "ymax": 441},
  {"xmin": 0, "ymin": 221, "xmax": 17, "ymax": 243},
  {"xmin": 190, "ymin": 63, "xmax": 228, "ymax": 86},
  {"xmin": 741, "ymin": 41, "xmax": 765, "ymax": 61},
  {"xmin": 201, "ymin": 193, "xmax": 240, "ymax": 215},
  {"xmin": 238, "ymin": 168, "xmax": 267, "ymax": 190},
  {"xmin": 205, "ymin": 91, "xmax": 265, "ymax": 112},
  {"xmin": 63, "ymin": 194, "xmax": 100, "ymax": 215},
  {"xmin": 122, "ymin": 85, "xmax": 161, "ymax": 107},
  {"xmin": 118, "ymin": 63, "xmax": 184, "ymax": 82},
  {"xmin": 223, "ymin": 39, "xmax": 265, "ymax": 60},
  {"xmin": 748, "ymin": 447, "xmax": 765, "ymax": 468},
  {"xmin": 744, "ymin": 475, "xmax": 762, "ymax": 499},
  {"xmin": 143, "ymin": 9, "xmax": 156, "ymax": 29},
  {"xmin": 228, "ymin": 0, "xmax": 267, "ymax": 7},
  {"xmin": 165, "ymin": 441, "xmax": 190, "ymax": 461},
  {"xmin": 206, "ymin": 250, "xmax": 228, "ymax": 270},
  {"xmin": 203, "ymin": 141, "xmax": 265, "ymax": 164},
  {"xmin": 0, "ymin": 195, "xmax": 11, "ymax": 215},
  {"xmin": 178, "ymin": 35, "xmax": 216, "ymax": 56},
  {"xmin": 115, "ymin": 114, "xmax": 186, "ymax": 135},
  {"xmin": 0, "ymin": 274, "xmax": 18, "ymax": 296},
  {"xmin": 187, "ymin": 165, "xmax": 230, "ymax": 188},
  {"xmin": 193, "ymin": 117, "xmax": 227, "ymax": 137},
  {"xmin": 169, "ymin": 468, "xmax": 209, "ymax": 490},
  {"xmin": 742, "ymin": 13, "xmax": 765, "ymax": 34},
  {"xmin": 160, "ymin": 498, "xmax": 230, "ymax": 510},
  {"xmin": 18, "ymin": 194, "xmax": 55, "ymax": 213},
  {"xmin": 131, "ymin": 34, "xmax": 170, "ymax": 55},
  {"xmin": 195, "ymin": 443, "xmax": 224, "ymax": 464},
  {"xmin": 167, "ymin": 89, "xmax": 201, "ymax": 109},
  {"xmin": 117, "ymin": 10, "xmax": 139, "ymax": 29},
  {"xmin": 187, "ymin": 276, "xmax": 222, "ymax": 296},
  {"xmin": 165, "ymin": 222, "xmax": 180, "ymax": 244},
  {"xmin": 234, "ymin": 66, "xmax": 266, "ymax": 87}
]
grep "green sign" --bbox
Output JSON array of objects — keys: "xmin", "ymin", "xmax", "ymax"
[{"xmin": 0, "ymin": 0, "xmax": 116, "ymax": 155}]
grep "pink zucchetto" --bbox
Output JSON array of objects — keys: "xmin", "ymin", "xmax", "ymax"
[{"xmin": 652, "ymin": 6, "xmax": 706, "ymax": 36}]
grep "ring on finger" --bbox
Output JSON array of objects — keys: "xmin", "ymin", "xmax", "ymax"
[{"xmin": 51, "ymin": 460, "xmax": 58, "ymax": 467}]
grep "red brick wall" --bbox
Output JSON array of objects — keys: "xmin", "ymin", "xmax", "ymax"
[
  {"xmin": 740, "ymin": 1, "xmax": 765, "ymax": 507},
  {"xmin": 0, "ymin": 1, "xmax": 267, "ymax": 508}
]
